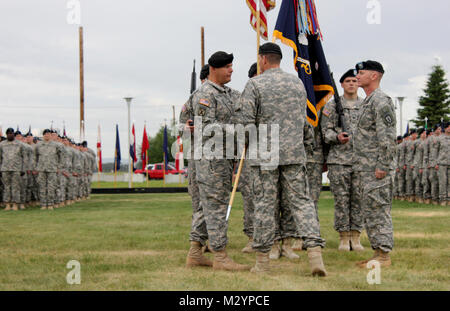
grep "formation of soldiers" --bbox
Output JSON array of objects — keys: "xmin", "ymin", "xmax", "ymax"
[
  {"xmin": 180, "ymin": 42, "xmax": 449, "ymax": 276},
  {"xmin": 395, "ymin": 125, "xmax": 450, "ymax": 206},
  {"xmin": 0, "ymin": 128, "xmax": 97, "ymax": 211}
]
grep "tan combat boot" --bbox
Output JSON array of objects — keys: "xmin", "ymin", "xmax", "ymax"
[
  {"xmin": 40, "ymin": 205, "xmax": 47, "ymax": 210},
  {"xmin": 60, "ymin": 201, "xmax": 66, "ymax": 207},
  {"xmin": 350, "ymin": 231, "xmax": 364, "ymax": 251},
  {"xmin": 338, "ymin": 231, "xmax": 350, "ymax": 251},
  {"xmin": 12, "ymin": 203, "xmax": 19, "ymax": 211},
  {"xmin": 440, "ymin": 201, "xmax": 447, "ymax": 206},
  {"xmin": 307, "ymin": 247, "xmax": 327, "ymax": 277},
  {"xmin": 269, "ymin": 241, "xmax": 281, "ymax": 260},
  {"xmin": 424, "ymin": 199, "xmax": 431, "ymax": 204},
  {"xmin": 291, "ymin": 238, "xmax": 303, "ymax": 251},
  {"xmin": 241, "ymin": 237, "xmax": 255, "ymax": 253},
  {"xmin": 19, "ymin": 204, "xmax": 26, "ymax": 210},
  {"xmin": 356, "ymin": 248, "xmax": 391, "ymax": 268},
  {"xmin": 250, "ymin": 252, "xmax": 270, "ymax": 273},
  {"xmin": 3, "ymin": 204, "xmax": 11, "ymax": 211},
  {"xmin": 47, "ymin": 205, "xmax": 54, "ymax": 211},
  {"xmin": 186, "ymin": 241, "xmax": 213, "ymax": 268},
  {"xmin": 212, "ymin": 249, "xmax": 250, "ymax": 271},
  {"xmin": 281, "ymin": 238, "xmax": 299, "ymax": 259}
]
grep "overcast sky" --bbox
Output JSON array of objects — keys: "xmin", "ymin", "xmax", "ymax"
[{"xmin": 0, "ymin": 0, "xmax": 449, "ymax": 161}]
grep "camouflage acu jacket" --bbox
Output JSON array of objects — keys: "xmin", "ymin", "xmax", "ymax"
[{"xmin": 0, "ymin": 140, "xmax": 25, "ymax": 172}]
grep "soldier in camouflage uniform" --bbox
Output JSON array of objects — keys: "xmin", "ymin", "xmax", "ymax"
[
  {"xmin": 186, "ymin": 51, "xmax": 249, "ymax": 271},
  {"xmin": 25, "ymin": 134, "xmax": 38, "ymax": 206},
  {"xmin": 321, "ymin": 69, "xmax": 364, "ymax": 252},
  {"xmin": 393, "ymin": 136, "xmax": 403, "ymax": 200},
  {"xmin": 428, "ymin": 125, "xmax": 442, "ymax": 204},
  {"xmin": 422, "ymin": 130, "xmax": 433, "ymax": 204},
  {"xmin": 413, "ymin": 129, "xmax": 427, "ymax": 203},
  {"xmin": 182, "ymin": 64, "xmax": 211, "ymax": 266},
  {"xmin": 353, "ymin": 60, "xmax": 396, "ymax": 267},
  {"xmin": 72, "ymin": 144, "xmax": 83, "ymax": 201},
  {"xmin": 405, "ymin": 129, "xmax": 417, "ymax": 202},
  {"xmin": 0, "ymin": 128, "xmax": 26, "ymax": 211},
  {"xmin": 35, "ymin": 129, "xmax": 63, "ymax": 210},
  {"xmin": 437, "ymin": 122, "xmax": 449, "ymax": 206},
  {"xmin": 397, "ymin": 133, "xmax": 409, "ymax": 201},
  {"xmin": 15, "ymin": 131, "xmax": 31, "ymax": 210},
  {"xmin": 235, "ymin": 43, "xmax": 327, "ymax": 276}
]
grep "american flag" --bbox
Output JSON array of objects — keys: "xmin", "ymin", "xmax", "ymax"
[{"xmin": 247, "ymin": 0, "xmax": 276, "ymax": 40}]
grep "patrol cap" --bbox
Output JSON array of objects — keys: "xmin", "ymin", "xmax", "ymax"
[
  {"xmin": 43, "ymin": 129, "xmax": 51, "ymax": 135},
  {"xmin": 339, "ymin": 69, "xmax": 357, "ymax": 83},
  {"xmin": 259, "ymin": 42, "xmax": 282, "ymax": 58},
  {"xmin": 355, "ymin": 60, "xmax": 384, "ymax": 74},
  {"xmin": 248, "ymin": 62, "xmax": 257, "ymax": 78},
  {"xmin": 208, "ymin": 51, "xmax": 234, "ymax": 68},
  {"xmin": 200, "ymin": 64, "xmax": 209, "ymax": 80},
  {"xmin": 6, "ymin": 128, "xmax": 14, "ymax": 134}
]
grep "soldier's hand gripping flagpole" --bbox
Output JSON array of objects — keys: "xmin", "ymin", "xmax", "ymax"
[{"xmin": 226, "ymin": 146, "xmax": 246, "ymax": 221}]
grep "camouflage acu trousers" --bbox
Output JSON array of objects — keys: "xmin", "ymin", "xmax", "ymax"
[
  {"xmin": 397, "ymin": 168, "xmax": 406, "ymax": 197},
  {"xmin": 195, "ymin": 159, "xmax": 233, "ymax": 252},
  {"xmin": 60, "ymin": 174, "xmax": 70, "ymax": 202},
  {"xmin": 69, "ymin": 175, "xmax": 77, "ymax": 200},
  {"xmin": 393, "ymin": 170, "xmax": 399, "ymax": 196},
  {"xmin": 428, "ymin": 168, "xmax": 439, "ymax": 201},
  {"xmin": 413, "ymin": 168, "xmax": 423, "ymax": 199},
  {"xmin": 55, "ymin": 173, "xmax": 62, "ymax": 204},
  {"xmin": 328, "ymin": 165, "xmax": 363, "ymax": 233},
  {"xmin": 188, "ymin": 159, "xmax": 208, "ymax": 245},
  {"xmin": 20, "ymin": 173, "xmax": 28, "ymax": 203},
  {"xmin": 2, "ymin": 171, "xmax": 21, "ymax": 203},
  {"xmin": 88, "ymin": 175, "xmax": 93, "ymax": 195},
  {"xmin": 240, "ymin": 160, "xmax": 255, "ymax": 238},
  {"xmin": 422, "ymin": 168, "xmax": 431, "ymax": 200},
  {"xmin": 275, "ymin": 197, "xmax": 300, "ymax": 241},
  {"xmin": 306, "ymin": 162, "xmax": 323, "ymax": 209},
  {"xmin": 438, "ymin": 165, "xmax": 449, "ymax": 202},
  {"xmin": 37, "ymin": 172, "xmax": 57, "ymax": 206},
  {"xmin": 355, "ymin": 170, "xmax": 394, "ymax": 252},
  {"xmin": 406, "ymin": 166, "xmax": 415, "ymax": 196},
  {"xmin": 250, "ymin": 164, "xmax": 325, "ymax": 253}
]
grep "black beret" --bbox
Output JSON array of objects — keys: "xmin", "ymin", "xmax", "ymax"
[
  {"xmin": 14, "ymin": 131, "xmax": 22, "ymax": 136},
  {"xmin": 200, "ymin": 64, "xmax": 209, "ymax": 80},
  {"xmin": 248, "ymin": 62, "xmax": 257, "ymax": 78},
  {"xmin": 339, "ymin": 69, "xmax": 357, "ymax": 83},
  {"xmin": 396, "ymin": 136, "xmax": 403, "ymax": 141},
  {"xmin": 6, "ymin": 128, "xmax": 14, "ymax": 134},
  {"xmin": 208, "ymin": 51, "xmax": 234, "ymax": 68},
  {"xmin": 433, "ymin": 124, "xmax": 440, "ymax": 130},
  {"xmin": 355, "ymin": 60, "xmax": 385, "ymax": 74},
  {"xmin": 259, "ymin": 42, "xmax": 282, "ymax": 58},
  {"xmin": 82, "ymin": 141, "xmax": 88, "ymax": 147},
  {"xmin": 445, "ymin": 122, "xmax": 450, "ymax": 129},
  {"xmin": 403, "ymin": 133, "xmax": 409, "ymax": 138},
  {"xmin": 417, "ymin": 128, "xmax": 425, "ymax": 135},
  {"xmin": 43, "ymin": 129, "xmax": 51, "ymax": 135},
  {"xmin": 426, "ymin": 129, "xmax": 432, "ymax": 135},
  {"xmin": 409, "ymin": 128, "xmax": 417, "ymax": 134}
]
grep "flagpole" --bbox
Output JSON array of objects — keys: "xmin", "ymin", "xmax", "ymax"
[
  {"xmin": 114, "ymin": 150, "xmax": 117, "ymax": 189},
  {"xmin": 201, "ymin": 26, "xmax": 205, "ymax": 67},
  {"xmin": 146, "ymin": 150, "xmax": 149, "ymax": 187},
  {"xmin": 256, "ymin": 0, "xmax": 261, "ymax": 75},
  {"xmin": 79, "ymin": 26, "xmax": 85, "ymax": 142},
  {"xmin": 124, "ymin": 97, "xmax": 133, "ymax": 189},
  {"xmin": 163, "ymin": 152, "xmax": 166, "ymax": 187}
]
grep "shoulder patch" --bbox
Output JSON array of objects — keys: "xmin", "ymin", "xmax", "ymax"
[
  {"xmin": 379, "ymin": 105, "xmax": 395, "ymax": 127},
  {"xmin": 322, "ymin": 109, "xmax": 330, "ymax": 117},
  {"xmin": 199, "ymin": 99, "xmax": 210, "ymax": 107}
]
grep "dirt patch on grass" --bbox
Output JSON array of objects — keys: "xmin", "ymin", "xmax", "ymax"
[
  {"xmin": 395, "ymin": 211, "xmax": 449, "ymax": 217},
  {"xmin": 394, "ymin": 232, "xmax": 449, "ymax": 239}
]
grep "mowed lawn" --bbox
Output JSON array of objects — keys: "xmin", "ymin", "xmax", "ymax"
[{"xmin": 0, "ymin": 192, "xmax": 449, "ymax": 291}]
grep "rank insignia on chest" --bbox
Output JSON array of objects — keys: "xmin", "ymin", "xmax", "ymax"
[
  {"xmin": 198, "ymin": 108, "xmax": 206, "ymax": 116},
  {"xmin": 199, "ymin": 99, "xmax": 210, "ymax": 107},
  {"xmin": 322, "ymin": 109, "xmax": 330, "ymax": 117}
]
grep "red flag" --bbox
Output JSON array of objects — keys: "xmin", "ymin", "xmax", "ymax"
[
  {"xmin": 141, "ymin": 125, "xmax": 150, "ymax": 169},
  {"xmin": 97, "ymin": 124, "xmax": 102, "ymax": 172},
  {"xmin": 247, "ymin": 0, "xmax": 276, "ymax": 40}
]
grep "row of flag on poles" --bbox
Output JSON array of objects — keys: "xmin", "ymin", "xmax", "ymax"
[
  {"xmin": 248, "ymin": 0, "xmax": 334, "ymax": 127},
  {"xmin": 97, "ymin": 124, "xmax": 182, "ymax": 173}
]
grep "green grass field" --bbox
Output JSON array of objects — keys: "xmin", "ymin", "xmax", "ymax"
[{"xmin": 0, "ymin": 192, "xmax": 449, "ymax": 291}]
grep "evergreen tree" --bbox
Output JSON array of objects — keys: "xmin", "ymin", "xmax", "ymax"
[{"xmin": 413, "ymin": 64, "xmax": 450, "ymax": 128}]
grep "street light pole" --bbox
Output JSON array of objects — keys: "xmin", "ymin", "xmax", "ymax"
[
  {"xmin": 396, "ymin": 97, "xmax": 405, "ymax": 135},
  {"xmin": 124, "ymin": 97, "xmax": 133, "ymax": 189}
]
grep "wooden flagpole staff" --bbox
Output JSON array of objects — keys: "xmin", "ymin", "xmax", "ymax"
[{"xmin": 226, "ymin": 146, "xmax": 246, "ymax": 221}]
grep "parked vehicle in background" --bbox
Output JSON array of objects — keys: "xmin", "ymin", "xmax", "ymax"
[{"xmin": 135, "ymin": 163, "xmax": 186, "ymax": 180}]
